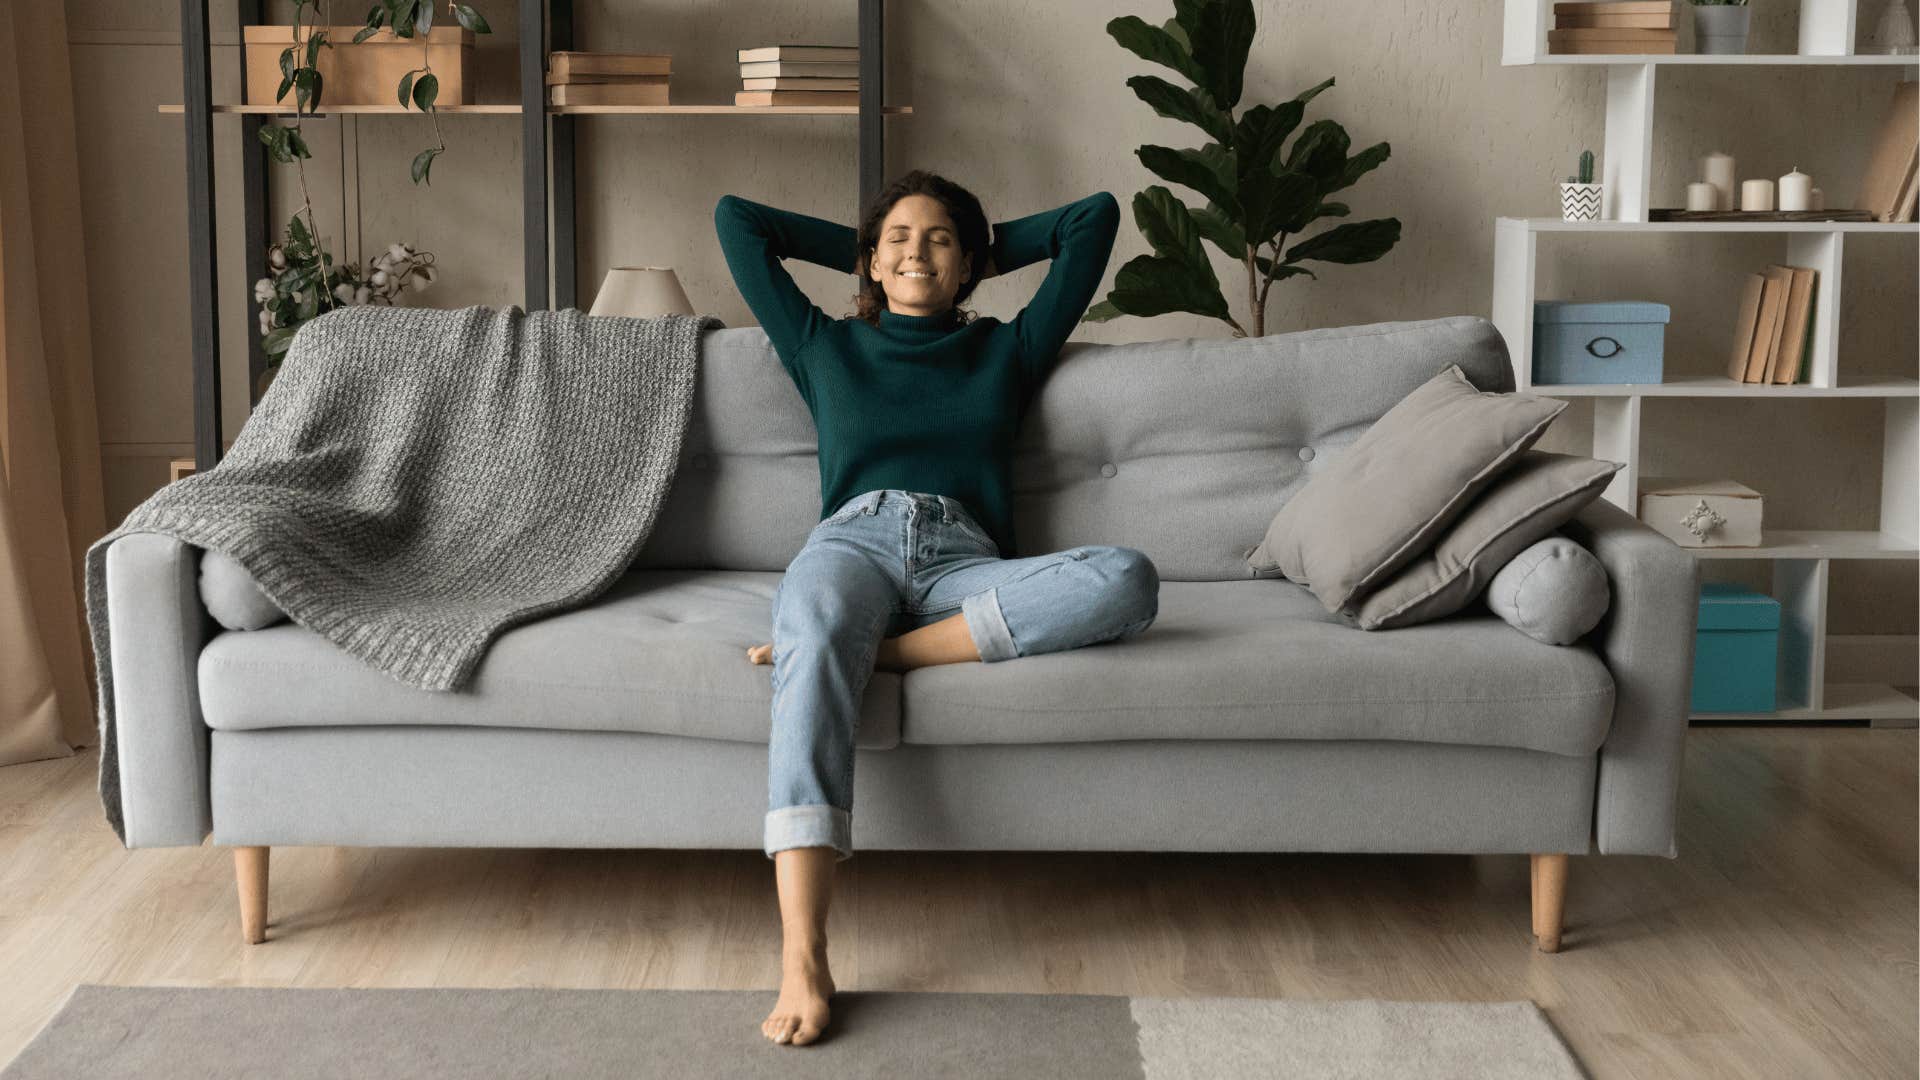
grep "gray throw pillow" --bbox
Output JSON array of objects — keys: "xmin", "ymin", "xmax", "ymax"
[
  {"xmin": 1350, "ymin": 451, "xmax": 1621, "ymax": 630},
  {"xmin": 1484, "ymin": 533, "xmax": 1611, "ymax": 645},
  {"xmin": 199, "ymin": 548, "xmax": 288, "ymax": 631},
  {"xmin": 1247, "ymin": 364, "xmax": 1567, "ymax": 613}
]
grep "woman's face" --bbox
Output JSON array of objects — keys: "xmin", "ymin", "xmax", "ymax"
[{"xmin": 868, "ymin": 194, "xmax": 971, "ymax": 317}]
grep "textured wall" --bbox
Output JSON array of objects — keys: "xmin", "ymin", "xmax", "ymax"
[{"xmin": 73, "ymin": 0, "xmax": 1917, "ymax": 636}]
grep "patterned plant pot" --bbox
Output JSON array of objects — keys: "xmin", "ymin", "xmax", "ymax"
[
  {"xmin": 1693, "ymin": 5, "xmax": 1752, "ymax": 55},
  {"xmin": 1559, "ymin": 182, "xmax": 1604, "ymax": 221}
]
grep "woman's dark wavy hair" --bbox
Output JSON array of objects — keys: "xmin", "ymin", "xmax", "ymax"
[{"xmin": 848, "ymin": 169, "xmax": 991, "ymax": 329}]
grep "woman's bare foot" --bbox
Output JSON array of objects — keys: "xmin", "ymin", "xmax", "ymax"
[
  {"xmin": 762, "ymin": 941, "xmax": 836, "ymax": 1045},
  {"xmin": 748, "ymin": 643, "xmax": 772, "ymax": 664}
]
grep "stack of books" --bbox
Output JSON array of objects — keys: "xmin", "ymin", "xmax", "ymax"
[
  {"xmin": 1726, "ymin": 264, "xmax": 1818, "ymax": 385},
  {"xmin": 736, "ymin": 44, "xmax": 860, "ymax": 106},
  {"xmin": 546, "ymin": 51, "xmax": 671, "ymax": 107},
  {"xmin": 1857, "ymin": 81, "xmax": 1919, "ymax": 223},
  {"xmin": 1548, "ymin": 1, "xmax": 1676, "ymax": 55}
]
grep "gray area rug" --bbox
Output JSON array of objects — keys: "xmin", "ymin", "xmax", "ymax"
[{"xmin": 3, "ymin": 984, "xmax": 1585, "ymax": 1079}]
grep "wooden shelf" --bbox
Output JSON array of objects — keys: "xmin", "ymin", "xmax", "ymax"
[
  {"xmin": 1691, "ymin": 682, "xmax": 1919, "ymax": 725},
  {"xmin": 1682, "ymin": 530, "xmax": 1920, "ymax": 561},
  {"xmin": 1510, "ymin": 53, "xmax": 1920, "ymax": 66},
  {"xmin": 1529, "ymin": 375, "xmax": 1920, "ymax": 397},
  {"xmin": 160, "ymin": 103, "xmax": 913, "ymax": 115},
  {"xmin": 1501, "ymin": 216, "xmax": 1919, "ymax": 233}
]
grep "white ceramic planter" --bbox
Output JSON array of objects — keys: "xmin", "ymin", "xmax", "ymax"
[{"xmin": 1559, "ymin": 182, "xmax": 1604, "ymax": 221}]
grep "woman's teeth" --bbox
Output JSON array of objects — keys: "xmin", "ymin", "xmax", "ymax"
[{"xmin": 901, "ymin": 270, "xmax": 931, "ymax": 278}]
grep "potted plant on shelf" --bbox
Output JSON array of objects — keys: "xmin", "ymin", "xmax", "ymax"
[
  {"xmin": 1087, "ymin": 0, "xmax": 1401, "ymax": 339},
  {"xmin": 1690, "ymin": 0, "xmax": 1752, "ymax": 55},
  {"xmin": 1560, "ymin": 150, "xmax": 1602, "ymax": 221}
]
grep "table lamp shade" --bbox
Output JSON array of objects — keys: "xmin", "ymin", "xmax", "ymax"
[{"xmin": 588, "ymin": 266, "xmax": 694, "ymax": 317}]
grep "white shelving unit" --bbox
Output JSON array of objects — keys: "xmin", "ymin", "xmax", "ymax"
[{"xmin": 1495, "ymin": 1, "xmax": 1920, "ymax": 726}]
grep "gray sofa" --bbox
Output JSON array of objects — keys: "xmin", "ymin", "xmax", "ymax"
[{"xmin": 100, "ymin": 315, "xmax": 1697, "ymax": 953}]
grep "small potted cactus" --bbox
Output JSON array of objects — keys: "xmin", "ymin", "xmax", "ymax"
[{"xmin": 1559, "ymin": 149, "xmax": 1603, "ymax": 221}]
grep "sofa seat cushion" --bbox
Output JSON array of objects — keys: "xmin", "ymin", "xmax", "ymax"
[
  {"xmin": 198, "ymin": 570, "xmax": 902, "ymax": 750},
  {"xmin": 900, "ymin": 579, "xmax": 1614, "ymax": 757}
]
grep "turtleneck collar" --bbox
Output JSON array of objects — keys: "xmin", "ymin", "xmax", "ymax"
[{"xmin": 878, "ymin": 306, "xmax": 955, "ymax": 332}]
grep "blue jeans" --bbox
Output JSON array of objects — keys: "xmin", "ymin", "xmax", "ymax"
[{"xmin": 765, "ymin": 488, "xmax": 1160, "ymax": 861}]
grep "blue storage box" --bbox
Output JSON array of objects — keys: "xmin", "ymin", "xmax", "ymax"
[
  {"xmin": 1691, "ymin": 582, "xmax": 1780, "ymax": 713},
  {"xmin": 1532, "ymin": 300, "xmax": 1670, "ymax": 385}
]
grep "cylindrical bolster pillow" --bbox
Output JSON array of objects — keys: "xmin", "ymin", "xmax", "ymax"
[
  {"xmin": 197, "ymin": 548, "xmax": 288, "ymax": 631},
  {"xmin": 1483, "ymin": 534, "xmax": 1610, "ymax": 645}
]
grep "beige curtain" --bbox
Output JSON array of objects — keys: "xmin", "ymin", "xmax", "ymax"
[{"xmin": 1, "ymin": 0, "xmax": 107, "ymax": 765}]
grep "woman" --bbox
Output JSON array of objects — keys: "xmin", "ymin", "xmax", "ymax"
[{"xmin": 713, "ymin": 170, "xmax": 1159, "ymax": 1047}]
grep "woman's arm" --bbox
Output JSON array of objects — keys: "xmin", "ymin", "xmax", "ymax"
[
  {"xmin": 713, "ymin": 194, "xmax": 858, "ymax": 364},
  {"xmin": 990, "ymin": 191, "xmax": 1122, "ymax": 384}
]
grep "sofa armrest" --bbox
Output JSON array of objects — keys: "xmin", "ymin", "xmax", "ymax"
[
  {"xmin": 103, "ymin": 533, "xmax": 213, "ymax": 847},
  {"xmin": 1560, "ymin": 498, "xmax": 1699, "ymax": 857}
]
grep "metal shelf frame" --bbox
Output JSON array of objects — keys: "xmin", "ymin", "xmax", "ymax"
[{"xmin": 177, "ymin": 0, "xmax": 893, "ymax": 470}]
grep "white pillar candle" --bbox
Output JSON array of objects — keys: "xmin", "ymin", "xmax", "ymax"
[
  {"xmin": 1702, "ymin": 151, "xmax": 1737, "ymax": 210},
  {"xmin": 1810, "ymin": 186, "xmax": 1825, "ymax": 212},
  {"xmin": 1740, "ymin": 178, "xmax": 1775, "ymax": 212},
  {"xmin": 1686, "ymin": 181, "xmax": 1720, "ymax": 211},
  {"xmin": 1777, "ymin": 167, "xmax": 1812, "ymax": 212}
]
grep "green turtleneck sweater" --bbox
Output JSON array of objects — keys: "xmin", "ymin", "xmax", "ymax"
[{"xmin": 713, "ymin": 190, "xmax": 1120, "ymax": 556}]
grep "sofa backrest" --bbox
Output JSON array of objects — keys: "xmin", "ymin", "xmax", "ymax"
[{"xmin": 630, "ymin": 315, "xmax": 1514, "ymax": 582}]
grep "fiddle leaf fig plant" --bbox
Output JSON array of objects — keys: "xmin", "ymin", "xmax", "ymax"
[{"xmin": 1088, "ymin": 0, "xmax": 1401, "ymax": 337}]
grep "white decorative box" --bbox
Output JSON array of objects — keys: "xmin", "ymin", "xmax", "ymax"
[{"xmin": 1637, "ymin": 477, "xmax": 1764, "ymax": 548}]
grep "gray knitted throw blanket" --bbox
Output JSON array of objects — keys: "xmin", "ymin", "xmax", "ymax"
[{"xmin": 82, "ymin": 304, "xmax": 722, "ymax": 844}]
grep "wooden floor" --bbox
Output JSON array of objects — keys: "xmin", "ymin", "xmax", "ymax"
[{"xmin": 2, "ymin": 728, "xmax": 1913, "ymax": 1077}]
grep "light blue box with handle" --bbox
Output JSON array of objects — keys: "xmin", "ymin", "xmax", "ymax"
[
  {"xmin": 1691, "ymin": 582, "xmax": 1780, "ymax": 713},
  {"xmin": 1532, "ymin": 300, "xmax": 1670, "ymax": 385}
]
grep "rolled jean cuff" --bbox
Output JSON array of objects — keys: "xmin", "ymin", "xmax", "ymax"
[
  {"xmin": 765, "ymin": 804, "xmax": 853, "ymax": 862},
  {"xmin": 962, "ymin": 587, "xmax": 1020, "ymax": 663}
]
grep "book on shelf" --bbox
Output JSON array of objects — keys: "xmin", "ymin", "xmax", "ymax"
[
  {"xmin": 740, "ymin": 60, "xmax": 860, "ymax": 78},
  {"xmin": 738, "ymin": 45, "xmax": 858, "ymax": 63},
  {"xmin": 1891, "ymin": 150, "xmax": 1919, "ymax": 224},
  {"xmin": 1855, "ymin": 81, "xmax": 1919, "ymax": 222},
  {"xmin": 734, "ymin": 90, "xmax": 859, "ymax": 106},
  {"xmin": 544, "ymin": 72, "xmax": 669, "ymax": 86},
  {"xmin": 549, "ymin": 82, "xmax": 670, "ymax": 106},
  {"xmin": 1555, "ymin": 12, "xmax": 1674, "ymax": 28},
  {"xmin": 1744, "ymin": 265, "xmax": 1793, "ymax": 384},
  {"xmin": 742, "ymin": 77, "xmax": 858, "ymax": 91},
  {"xmin": 1552, "ymin": 0, "xmax": 1674, "ymax": 13},
  {"xmin": 1726, "ymin": 272, "xmax": 1766, "ymax": 382},
  {"xmin": 1547, "ymin": 28, "xmax": 1677, "ymax": 53},
  {"xmin": 547, "ymin": 51, "xmax": 671, "ymax": 79},
  {"xmin": 1764, "ymin": 265, "xmax": 1817, "ymax": 385}
]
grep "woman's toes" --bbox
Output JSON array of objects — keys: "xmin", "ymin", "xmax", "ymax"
[{"xmin": 792, "ymin": 1023, "xmax": 821, "ymax": 1045}]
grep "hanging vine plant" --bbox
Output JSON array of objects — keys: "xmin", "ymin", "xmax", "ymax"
[{"xmin": 252, "ymin": 0, "xmax": 491, "ymax": 368}]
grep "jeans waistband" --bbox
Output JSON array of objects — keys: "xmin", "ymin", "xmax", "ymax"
[{"xmin": 835, "ymin": 488, "xmax": 969, "ymax": 522}]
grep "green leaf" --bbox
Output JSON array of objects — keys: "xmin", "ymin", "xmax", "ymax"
[
  {"xmin": 1132, "ymin": 187, "xmax": 1211, "ymax": 277},
  {"xmin": 262, "ymin": 327, "xmax": 297, "ymax": 356},
  {"xmin": 353, "ymin": 23, "xmax": 382, "ymax": 43},
  {"xmin": 308, "ymin": 69, "xmax": 324, "ymax": 111},
  {"xmin": 454, "ymin": 4, "xmax": 492, "ymax": 33},
  {"xmin": 1081, "ymin": 299, "xmax": 1126, "ymax": 323},
  {"xmin": 1189, "ymin": 202, "xmax": 1246, "ymax": 259},
  {"xmin": 1105, "ymin": 252, "xmax": 1231, "ymax": 320},
  {"xmin": 416, "ymin": 0, "xmax": 433, "ymax": 35},
  {"xmin": 1184, "ymin": 0, "xmax": 1255, "ymax": 111},
  {"xmin": 412, "ymin": 72, "xmax": 438, "ymax": 111},
  {"xmin": 1240, "ymin": 169, "xmax": 1319, "ymax": 242},
  {"xmin": 1293, "ymin": 76, "xmax": 1335, "ymax": 107},
  {"xmin": 276, "ymin": 73, "xmax": 295, "ymax": 102},
  {"xmin": 294, "ymin": 67, "xmax": 316, "ymax": 112},
  {"xmin": 1125, "ymin": 74, "xmax": 1232, "ymax": 144},
  {"xmin": 285, "ymin": 126, "xmax": 311, "ymax": 159},
  {"xmin": 1105, "ymin": 15, "xmax": 1206, "ymax": 88},
  {"xmin": 1286, "ymin": 119, "xmax": 1351, "ymax": 189},
  {"xmin": 288, "ymin": 214, "xmax": 311, "ymax": 246},
  {"xmin": 305, "ymin": 29, "xmax": 326, "ymax": 68},
  {"xmin": 295, "ymin": 289, "xmax": 320, "ymax": 320},
  {"xmin": 397, "ymin": 70, "xmax": 415, "ymax": 109},
  {"xmin": 1233, "ymin": 101, "xmax": 1305, "ymax": 181},
  {"xmin": 1285, "ymin": 218, "xmax": 1402, "ymax": 264},
  {"xmin": 279, "ymin": 46, "xmax": 295, "ymax": 81},
  {"xmin": 1137, "ymin": 144, "xmax": 1239, "ymax": 217},
  {"xmin": 1253, "ymin": 256, "xmax": 1316, "ymax": 281},
  {"xmin": 394, "ymin": 0, "xmax": 419, "ymax": 36},
  {"xmin": 1316, "ymin": 201, "xmax": 1350, "ymax": 217},
  {"xmin": 410, "ymin": 145, "xmax": 443, "ymax": 184},
  {"xmin": 1333, "ymin": 141, "xmax": 1390, "ymax": 192}
]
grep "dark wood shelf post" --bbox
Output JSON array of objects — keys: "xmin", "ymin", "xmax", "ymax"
[
  {"xmin": 520, "ymin": 0, "xmax": 550, "ymax": 309},
  {"xmin": 182, "ymin": 0, "xmax": 222, "ymax": 471},
  {"xmin": 858, "ymin": 0, "xmax": 884, "ymax": 218}
]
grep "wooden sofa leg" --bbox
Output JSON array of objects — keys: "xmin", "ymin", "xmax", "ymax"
[
  {"xmin": 1530, "ymin": 853, "xmax": 1567, "ymax": 953},
  {"xmin": 235, "ymin": 846, "xmax": 269, "ymax": 944}
]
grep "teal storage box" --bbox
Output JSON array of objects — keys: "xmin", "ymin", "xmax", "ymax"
[
  {"xmin": 1533, "ymin": 300, "xmax": 1670, "ymax": 385},
  {"xmin": 1691, "ymin": 582, "xmax": 1780, "ymax": 713}
]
